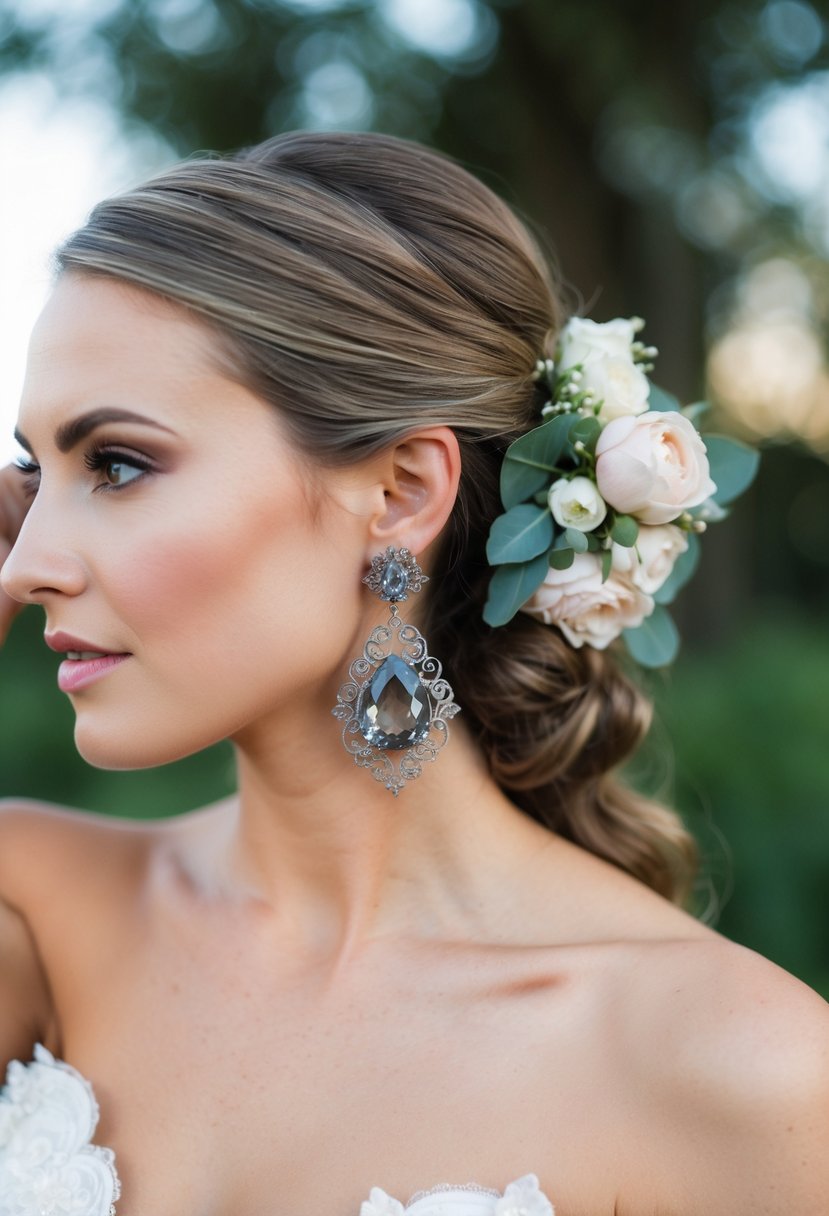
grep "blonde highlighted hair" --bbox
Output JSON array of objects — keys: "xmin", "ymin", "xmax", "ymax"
[{"xmin": 57, "ymin": 130, "xmax": 697, "ymax": 904}]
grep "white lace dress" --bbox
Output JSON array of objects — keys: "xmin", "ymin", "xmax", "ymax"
[{"xmin": 0, "ymin": 1046, "xmax": 556, "ymax": 1216}]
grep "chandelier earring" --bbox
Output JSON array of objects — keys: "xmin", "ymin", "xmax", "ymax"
[{"xmin": 331, "ymin": 546, "xmax": 461, "ymax": 796}]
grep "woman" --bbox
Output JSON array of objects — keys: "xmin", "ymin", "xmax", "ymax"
[{"xmin": 0, "ymin": 131, "xmax": 826, "ymax": 1216}]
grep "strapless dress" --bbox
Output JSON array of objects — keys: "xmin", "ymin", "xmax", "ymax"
[{"xmin": 0, "ymin": 1046, "xmax": 556, "ymax": 1216}]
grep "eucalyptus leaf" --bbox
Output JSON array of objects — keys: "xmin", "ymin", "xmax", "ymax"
[
  {"xmin": 601, "ymin": 549, "xmax": 613, "ymax": 583},
  {"xmin": 564, "ymin": 527, "xmax": 589, "ymax": 553},
  {"xmin": 653, "ymin": 532, "xmax": 700, "ymax": 605},
  {"xmin": 569, "ymin": 414, "xmax": 602, "ymax": 452},
  {"xmin": 623, "ymin": 606, "xmax": 680, "ymax": 667},
  {"xmin": 483, "ymin": 553, "xmax": 549, "ymax": 627},
  {"xmin": 692, "ymin": 497, "xmax": 728, "ymax": 525},
  {"xmin": 647, "ymin": 382, "xmax": 682, "ymax": 413},
  {"xmin": 549, "ymin": 548, "xmax": 575, "ymax": 570},
  {"xmin": 704, "ymin": 435, "xmax": 760, "ymax": 506},
  {"xmin": 486, "ymin": 504, "xmax": 554, "ymax": 565},
  {"xmin": 504, "ymin": 418, "xmax": 567, "ymax": 466},
  {"xmin": 682, "ymin": 401, "xmax": 710, "ymax": 428},
  {"xmin": 500, "ymin": 460, "xmax": 549, "ymax": 512},
  {"xmin": 610, "ymin": 514, "xmax": 639, "ymax": 547}
]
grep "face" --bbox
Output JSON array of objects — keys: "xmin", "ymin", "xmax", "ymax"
[{"xmin": 1, "ymin": 275, "xmax": 372, "ymax": 768}]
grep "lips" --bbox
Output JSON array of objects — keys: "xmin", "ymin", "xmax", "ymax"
[
  {"xmin": 57, "ymin": 653, "xmax": 131, "ymax": 694},
  {"xmin": 44, "ymin": 630, "xmax": 131, "ymax": 656},
  {"xmin": 44, "ymin": 631, "xmax": 133, "ymax": 696}
]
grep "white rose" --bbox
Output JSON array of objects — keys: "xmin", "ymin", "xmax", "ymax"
[
  {"xmin": 579, "ymin": 354, "xmax": 650, "ymax": 422},
  {"xmin": 595, "ymin": 411, "xmax": 716, "ymax": 525},
  {"xmin": 611, "ymin": 524, "xmax": 688, "ymax": 595},
  {"xmin": 547, "ymin": 476, "xmax": 607, "ymax": 532},
  {"xmin": 558, "ymin": 317, "xmax": 638, "ymax": 369},
  {"xmin": 520, "ymin": 551, "xmax": 654, "ymax": 650}
]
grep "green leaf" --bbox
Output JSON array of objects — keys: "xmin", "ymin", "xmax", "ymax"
[
  {"xmin": 502, "ymin": 420, "xmax": 562, "ymax": 467},
  {"xmin": 601, "ymin": 549, "xmax": 613, "ymax": 582},
  {"xmin": 622, "ymin": 606, "xmax": 680, "ymax": 667},
  {"xmin": 682, "ymin": 401, "xmax": 710, "ymax": 428},
  {"xmin": 483, "ymin": 553, "xmax": 549, "ymax": 627},
  {"xmin": 564, "ymin": 526, "xmax": 589, "ymax": 553},
  {"xmin": 610, "ymin": 514, "xmax": 639, "ymax": 547},
  {"xmin": 653, "ymin": 531, "xmax": 700, "ymax": 605},
  {"xmin": 691, "ymin": 497, "xmax": 728, "ymax": 525},
  {"xmin": 549, "ymin": 548, "xmax": 575, "ymax": 570},
  {"xmin": 704, "ymin": 435, "xmax": 760, "ymax": 506},
  {"xmin": 568, "ymin": 414, "xmax": 602, "ymax": 452},
  {"xmin": 486, "ymin": 504, "xmax": 554, "ymax": 565},
  {"xmin": 585, "ymin": 532, "xmax": 602, "ymax": 551},
  {"xmin": 647, "ymin": 382, "xmax": 682, "ymax": 413},
  {"xmin": 500, "ymin": 414, "xmax": 573, "ymax": 509},
  {"xmin": 500, "ymin": 460, "xmax": 549, "ymax": 512}
]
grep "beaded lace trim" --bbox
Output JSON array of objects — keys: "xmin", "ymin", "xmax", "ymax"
[
  {"xmin": 0, "ymin": 1044, "xmax": 121, "ymax": 1216},
  {"xmin": 407, "ymin": 1182, "xmax": 501, "ymax": 1205},
  {"xmin": 1, "ymin": 1049, "xmax": 555, "ymax": 1216},
  {"xmin": 361, "ymin": 1173, "xmax": 554, "ymax": 1215}
]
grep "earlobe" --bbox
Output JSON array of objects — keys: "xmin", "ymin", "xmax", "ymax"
[{"xmin": 367, "ymin": 426, "xmax": 461, "ymax": 559}]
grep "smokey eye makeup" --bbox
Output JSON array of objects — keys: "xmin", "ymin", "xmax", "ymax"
[{"xmin": 12, "ymin": 440, "xmax": 156, "ymax": 498}]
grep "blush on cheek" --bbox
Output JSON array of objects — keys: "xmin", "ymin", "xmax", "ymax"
[{"xmin": 73, "ymin": 496, "xmax": 360, "ymax": 770}]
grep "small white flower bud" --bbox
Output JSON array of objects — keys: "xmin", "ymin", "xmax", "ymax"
[{"xmin": 548, "ymin": 476, "xmax": 608, "ymax": 532}]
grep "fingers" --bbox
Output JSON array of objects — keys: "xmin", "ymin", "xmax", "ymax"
[{"xmin": 0, "ymin": 463, "xmax": 32, "ymax": 646}]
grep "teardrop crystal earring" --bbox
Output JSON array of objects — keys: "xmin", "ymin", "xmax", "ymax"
[{"xmin": 331, "ymin": 546, "xmax": 461, "ymax": 796}]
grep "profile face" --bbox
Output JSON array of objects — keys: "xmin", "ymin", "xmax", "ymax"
[{"xmin": 1, "ymin": 274, "xmax": 366, "ymax": 769}]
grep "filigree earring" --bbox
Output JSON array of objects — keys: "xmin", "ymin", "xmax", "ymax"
[{"xmin": 331, "ymin": 546, "xmax": 461, "ymax": 796}]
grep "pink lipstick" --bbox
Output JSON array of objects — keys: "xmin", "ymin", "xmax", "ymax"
[
  {"xmin": 57, "ymin": 654, "xmax": 130, "ymax": 693},
  {"xmin": 45, "ymin": 632, "xmax": 131, "ymax": 693}
]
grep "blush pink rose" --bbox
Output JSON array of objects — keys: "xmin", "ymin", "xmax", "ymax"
[
  {"xmin": 611, "ymin": 524, "xmax": 689, "ymax": 595},
  {"xmin": 520, "ymin": 552, "xmax": 654, "ymax": 650},
  {"xmin": 595, "ymin": 411, "xmax": 716, "ymax": 525}
]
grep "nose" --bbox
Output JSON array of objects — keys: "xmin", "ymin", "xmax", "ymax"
[{"xmin": 0, "ymin": 495, "xmax": 88, "ymax": 605}]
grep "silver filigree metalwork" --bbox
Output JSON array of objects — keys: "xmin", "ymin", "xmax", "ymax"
[{"xmin": 332, "ymin": 546, "xmax": 460, "ymax": 796}]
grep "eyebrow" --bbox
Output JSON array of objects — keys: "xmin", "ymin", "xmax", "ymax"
[{"xmin": 14, "ymin": 407, "xmax": 177, "ymax": 455}]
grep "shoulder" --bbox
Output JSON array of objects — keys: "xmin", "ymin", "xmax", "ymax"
[
  {"xmin": 0, "ymin": 796, "xmax": 154, "ymax": 909},
  {"xmin": 628, "ymin": 936, "xmax": 829, "ymax": 1213},
  {"xmin": 0, "ymin": 794, "xmax": 236, "ymax": 922}
]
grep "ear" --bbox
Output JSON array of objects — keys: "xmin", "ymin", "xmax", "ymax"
[{"xmin": 365, "ymin": 426, "xmax": 461, "ymax": 562}]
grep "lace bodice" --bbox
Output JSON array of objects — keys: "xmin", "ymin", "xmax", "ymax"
[{"xmin": 0, "ymin": 1047, "xmax": 555, "ymax": 1216}]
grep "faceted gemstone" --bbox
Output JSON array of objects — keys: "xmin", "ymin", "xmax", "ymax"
[
  {"xmin": 381, "ymin": 557, "xmax": 409, "ymax": 601},
  {"xmin": 358, "ymin": 654, "xmax": 431, "ymax": 749}
]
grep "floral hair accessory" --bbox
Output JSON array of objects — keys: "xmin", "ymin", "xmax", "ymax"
[{"xmin": 483, "ymin": 316, "xmax": 760, "ymax": 667}]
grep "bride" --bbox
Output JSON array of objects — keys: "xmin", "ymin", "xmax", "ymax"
[{"xmin": 0, "ymin": 130, "xmax": 826, "ymax": 1216}]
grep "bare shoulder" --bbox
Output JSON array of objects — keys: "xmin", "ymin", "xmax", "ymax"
[
  {"xmin": 625, "ymin": 936, "xmax": 829, "ymax": 1213},
  {"xmin": 0, "ymin": 796, "xmax": 154, "ymax": 910},
  {"xmin": 0, "ymin": 795, "xmax": 235, "ymax": 1061}
]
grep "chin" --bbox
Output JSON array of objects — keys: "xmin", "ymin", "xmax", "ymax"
[{"xmin": 72, "ymin": 717, "xmax": 214, "ymax": 770}]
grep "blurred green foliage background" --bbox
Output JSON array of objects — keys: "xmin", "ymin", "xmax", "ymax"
[{"xmin": 0, "ymin": 0, "xmax": 827, "ymax": 995}]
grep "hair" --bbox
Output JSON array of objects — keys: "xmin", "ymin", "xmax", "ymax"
[{"xmin": 57, "ymin": 130, "xmax": 697, "ymax": 904}]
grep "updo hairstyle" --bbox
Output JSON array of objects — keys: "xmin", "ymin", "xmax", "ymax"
[{"xmin": 57, "ymin": 130, "xmax": 697, "ymax": 905}]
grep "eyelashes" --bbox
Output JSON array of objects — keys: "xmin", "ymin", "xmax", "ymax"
[
  {"xmin": 11, "ymin": 459, "xmax": 40, "ymax": 499},
  {"xmin": 12, "ymin": 442, "xmax": 155, "ymax": 499},
  {"xmin": 82, "ymin": 442, "xmax": 153, "ymax": 488}
]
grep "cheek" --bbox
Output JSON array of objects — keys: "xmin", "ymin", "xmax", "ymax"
[{"xmin": 73, "ymin": 488, "xmax": 362, "ymax": 765}]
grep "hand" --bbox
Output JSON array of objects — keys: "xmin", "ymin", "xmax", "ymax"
[{"xmin": 0, "ymin": 462, "xmax": 32, "ymax": 646}]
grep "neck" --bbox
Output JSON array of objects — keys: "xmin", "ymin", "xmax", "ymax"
[{"xmin": 218, "ymin": 706, "xmax": 546, "ymax": 964}]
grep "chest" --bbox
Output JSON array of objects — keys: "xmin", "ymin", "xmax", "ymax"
[{"xmin": 54, "ymin": 939, "xmax": 650, "ymax": 1216}]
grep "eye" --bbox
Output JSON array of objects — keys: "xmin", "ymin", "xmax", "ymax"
[
  {"xmin": 12, "ymin": 458, "xmax": 40, "ymax": 499},
  {"xmin": 97, "ymin": 456, "xmax": 145, "ymax": 488},
  {"xmin": 83, "ymin": 444, "xmax": 153, "ymax": 492}
]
